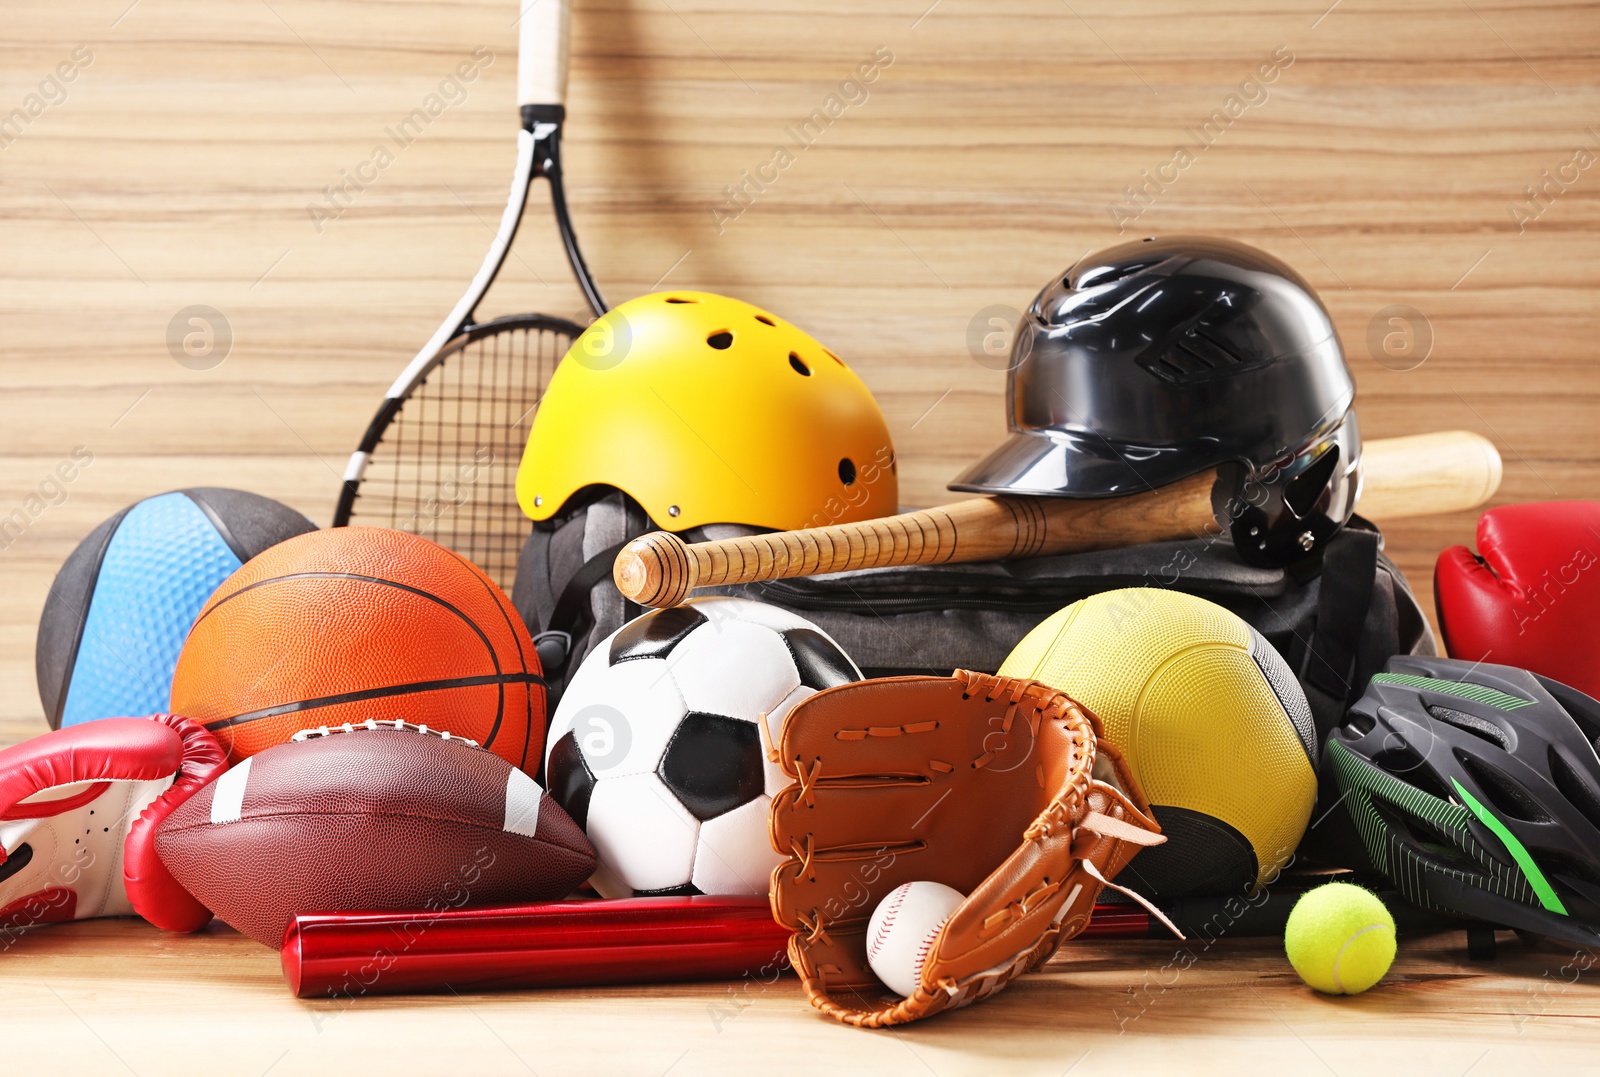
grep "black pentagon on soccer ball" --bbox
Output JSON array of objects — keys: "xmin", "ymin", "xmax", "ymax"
[
  {"xmin": 657, "ymin": 712, "xmax": 765, "ymax": 821},
  {"xmin": 782, "ymin": 627, "xmax": 861, "ymax": 691},
  {"xmin": 610, "ymin": 605, "xmax": 708, "ymax": 665},
  {"xmin": 545, "ymin": 729, "xmax": 597, "ymax": 830}
]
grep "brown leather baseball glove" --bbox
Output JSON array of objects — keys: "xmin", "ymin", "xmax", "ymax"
[{"xmin": 768, "ymin": 670, "xmax": 1166, "ymax": 1027}]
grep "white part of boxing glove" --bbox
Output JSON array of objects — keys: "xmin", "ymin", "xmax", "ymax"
[{"xmin": 0, "ymin": 714, "xmax": 226, "ymax": 935}]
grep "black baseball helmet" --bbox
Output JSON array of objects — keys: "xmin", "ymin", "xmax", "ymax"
[
  {"xmin": 1319, "ymin": 656, "xmax": 1600, "ymax": 949},
  {"xmin": 951, "ymin": 235, "xmax": 1360, "ymax": 568}
]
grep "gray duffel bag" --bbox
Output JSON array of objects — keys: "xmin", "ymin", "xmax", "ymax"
[{"xmin": 514, "ymin": 490, "xmax": 1434, "ymax": 746}]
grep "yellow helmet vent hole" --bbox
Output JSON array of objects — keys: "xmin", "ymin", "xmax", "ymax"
[
  {"xmin": 707, "ymin": 331, "xmax": 733, "ymax": 350},
  {"xmin": 665, "ymin": 296, "xmax": 697, "ymax": 304},
  {"xmin": 755, "ymin": 314, "xmax": 776, "ymax": 326},
  {"xmin": 839, "ymin": 458, "xmax": 857, "ymax": 485},
  {"xmin": 789, "ymin": 353, "xmax": 811, "ymax": 377}
]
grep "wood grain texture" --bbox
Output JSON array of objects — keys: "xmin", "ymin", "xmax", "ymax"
[
  {"xmin": 614, "ymin": 483, "xmax": 1176, "ymax": 608},
  {"xmin": 6, "ymin": 918, "xmax": 1600, "ymax": 1075},
  {"xmin": 615, "ymin": 433, "xmax": 1500, "ymax": 606},
  {"xmin": 1, "ymin": 0, "xmax": 1597, "ymax": 1066}
]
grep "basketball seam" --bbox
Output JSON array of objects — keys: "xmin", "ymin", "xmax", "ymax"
[
  {"xmin": 185, "ymin": 571, "xmax": 508, "ymax": 741},
  {"xmin": 201, "ymin": 672, "xmax": 545, "ymax": 731},
  {"xmin": 441, "ymin": 545, "xmax": 531, "ymax": 764},
  {"xmin": 1247, "ymin": 626, "xmax": 1316, "ymax": 765},
  {"xmin": 189, "ymin": 573, "xmax": 504, "ymax": 684},
  {"xmin": 1129, "ymin": 638, "xmax": 1275, "ymax": 744}
]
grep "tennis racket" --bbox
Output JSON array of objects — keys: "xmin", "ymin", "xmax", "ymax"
[{"xmin": 334, "ymin": 0, "xmax": 603, "ymax": 591}]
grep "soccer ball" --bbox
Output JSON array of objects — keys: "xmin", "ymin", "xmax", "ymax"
[{"xmin": 543, "ymin": 597, "xmax": 860, "ymax": 896}]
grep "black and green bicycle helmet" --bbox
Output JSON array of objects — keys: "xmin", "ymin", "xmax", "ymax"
[{"xmin": 1321, "ymin": 655, "xmax": 1600, "ymax": 948}]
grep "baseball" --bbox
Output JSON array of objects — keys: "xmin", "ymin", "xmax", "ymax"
[{"xmin": 866, "ymin": 881, "xmax": 966, "ymax": 998}]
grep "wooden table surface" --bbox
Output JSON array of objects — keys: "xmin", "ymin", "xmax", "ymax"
[
  {"xmin": 8, "ymin": 917, "xmax": 1600, "ymax": 1076},
  {"xmin": 3, "ymin": 0, "xmax": 1598, "ymax": 1071}
]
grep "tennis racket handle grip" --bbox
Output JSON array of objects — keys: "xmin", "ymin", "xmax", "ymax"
[
  {"xmin": 518, "ymin": 0, "xmax": 571, "ymax": 108},
  {"xmin": 614, "ymin": 470, "xmax": 1221, "ymax": 608},
  {"xmin": 281, "ymin": 897, "xmax": 792, "ymax": 998}
]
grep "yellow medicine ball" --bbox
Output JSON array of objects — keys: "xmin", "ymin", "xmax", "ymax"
[{"xmin": 999, "ymin": 588, "xmax": 1317, "ymax": 896}]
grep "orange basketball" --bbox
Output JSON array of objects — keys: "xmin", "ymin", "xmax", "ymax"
[{"xmin": 170, "ymin": 527, "xmax": 544, "ymax": 769}]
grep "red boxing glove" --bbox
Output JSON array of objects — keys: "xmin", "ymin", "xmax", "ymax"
[
  {"xmin": 0, "ymin": 714, "xmax": 226, "ymax": 936},
  {"xmin": 1435, "ymin": 501, "xmax": 1600, "ymax": 698}
]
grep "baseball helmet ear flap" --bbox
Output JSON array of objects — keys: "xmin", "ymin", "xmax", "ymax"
[
  {"xmin": 1230, "ymin": 412, "xmax": 1363, "ymax": 566},
  {"xmin": 1285, "ymin": 442, "xmax": 1344, "ymax": 518}
]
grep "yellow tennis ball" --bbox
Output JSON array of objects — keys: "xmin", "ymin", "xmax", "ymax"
[{"xmin": 1284, "ymin": 882, "xmax": 1396, "ymax": 995}]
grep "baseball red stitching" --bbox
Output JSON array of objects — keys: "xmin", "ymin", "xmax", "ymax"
[
  {"xmin": 867, "ymin": 885, "xmax": 910, "ymax": 962},
  {"xmin": 910, "ymin": 923, "xmax": 942, "ymax": 988}
]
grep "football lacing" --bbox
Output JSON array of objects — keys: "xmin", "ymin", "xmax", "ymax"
[{"xmin": 289, "ymin": 718, "xmax": 481, "ymax": 747}]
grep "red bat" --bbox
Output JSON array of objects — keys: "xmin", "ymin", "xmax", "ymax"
[
  {"xmin": 280, "ymin": 895, "xmax": 1225, "ymax": 999},
  {"xmin": 281, "ymin": 896, "xmax": 791, "ymax": 999}
]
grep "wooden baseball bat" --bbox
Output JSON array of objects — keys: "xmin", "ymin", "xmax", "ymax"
[{"xmin": 613, "ymin": 430, "xmax": 1501, "ymax": 609}]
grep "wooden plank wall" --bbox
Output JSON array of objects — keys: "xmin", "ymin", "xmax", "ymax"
[{"xmin": 1, "ymin": 0, "xmax": 1596, "ymax": 744}]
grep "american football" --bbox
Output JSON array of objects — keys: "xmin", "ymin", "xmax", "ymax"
[
  {"xmin": 544, "ymin": 597, "xmax": 860, "ymax": 897},
  {"xmin": 154, "ymin": 721, "xmax": 595, "ymax": 946}
]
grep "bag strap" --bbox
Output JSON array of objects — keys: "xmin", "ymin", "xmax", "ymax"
[
  {"xmin": 1301, "ymin": 526, "xmax": 1379, "ymax": 722},
  {"xmin": 533, "ymin": 539, "xmax": 630, "ymax": 673}
]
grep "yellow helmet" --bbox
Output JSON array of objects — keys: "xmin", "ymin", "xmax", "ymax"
[{"xmin": 516, "ymin": 291, "xmax": 897, "ymax": 531}]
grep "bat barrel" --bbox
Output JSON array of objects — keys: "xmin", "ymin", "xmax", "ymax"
[
  {"xmin": 1354, "ymin": 430, "xmax": 1502, "ymax": 521},
  {"xmin": 282, "ymin": 896, "xmax": 791, "ymax": 998}
]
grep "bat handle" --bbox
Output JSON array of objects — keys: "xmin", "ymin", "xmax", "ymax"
[{"xmin": 614, "ymin": 531, "xmax": 698, "ymax": 609}]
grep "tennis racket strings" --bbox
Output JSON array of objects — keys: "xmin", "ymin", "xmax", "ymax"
[{"xmin": 351, "ymin": 313, "xmax": 580, "ymax": 590}]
